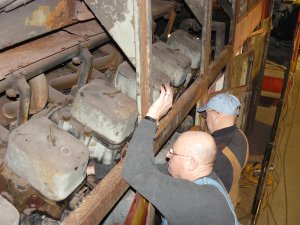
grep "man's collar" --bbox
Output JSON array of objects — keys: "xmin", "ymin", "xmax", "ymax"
[{"xmin": 212, "ymin": 125, "xmax": 237, "ymax": 137}]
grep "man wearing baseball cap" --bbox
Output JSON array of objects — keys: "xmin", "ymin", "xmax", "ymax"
[{"xmin": 198, "ymin": 93, "xmax": 249, "ymax": 207}]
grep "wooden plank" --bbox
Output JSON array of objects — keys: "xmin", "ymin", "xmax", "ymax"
[{"xmin": 234, "ymin": 1, "xmax": 263, "ymax": 53}]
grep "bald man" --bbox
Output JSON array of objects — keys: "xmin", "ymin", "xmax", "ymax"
[
  {"xmin": 198, "ymin": 93, "xmax": 249, "ymax": 207},
  {"xmin": 122, "ymin": 84, "xmax": 240, "ymax": 225}
]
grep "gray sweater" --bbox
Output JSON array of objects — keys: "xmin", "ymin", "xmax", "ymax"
[{"xmin": 122, "ymin": 119, "xmax": 235, "ymax": 225}]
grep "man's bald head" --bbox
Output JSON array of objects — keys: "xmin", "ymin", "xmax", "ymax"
[
  {"xmin": 174, "ymin": 131, "xmax": 217, "ymax": 165},
  {"xmin": 167, "ymin": 131, "xmax": 217, "ymax": 180}
]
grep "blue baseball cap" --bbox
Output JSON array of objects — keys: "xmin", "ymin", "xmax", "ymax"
[{"xmin": 197, "ymin": 93, "xmax": 241, "ymax": 115}]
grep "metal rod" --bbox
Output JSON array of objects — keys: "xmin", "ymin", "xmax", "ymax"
[
  {"xmin": 14, "ymin": 73, "xmax": 30, "ymax": 125},
  {"xmin": 160, "ymin": 8, "xmax": 176, "ymax": 41},
  {"xmin": 74, "ymin": 45, "xmax": 93, "ymax": 92}
]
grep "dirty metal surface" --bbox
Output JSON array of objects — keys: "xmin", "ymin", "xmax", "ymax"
[
  {"xmin": 84, "ymin": 0, "xmax": 136, "ymax": 65},
  {"xmin": 5, "ymin": 117, "xmax": 89, "ymax": 201},
  {"xmin": 62, "ymin": 160, "xmax": 129, "ymax": 225},
  {"xmin": 0, "ymin": 165, "xmax": 68, "ymax": 219},
  {"xmin": 0, "ymin": 0, "xmax": 78, "ymax": 50},
  {"xmin": 64, "ymin": 20, "xmax": 103, "ymax": 36},
  {"xmin": 0, "ymin": 20, "xmax": 107, "ymax": 82},
  {"xmin": 71, "ymin": 79, "xmax": 138, "ymax": 144},
  {"xmin": 84, "ymin": 0, "xmax": 174, "ymax": 67}
]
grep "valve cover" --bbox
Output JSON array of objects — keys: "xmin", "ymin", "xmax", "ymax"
[
  {"xmin": 115, "ymin": 61, "xmax": 170, "ymax": 101},
  {"xmin": 167, "ymin": 29, "xmax": 202, "ymax": 69},
  {"xmin": 152, "ymin": 41, "xmax": 191, "ymax": 86},
  {"xmin": 4, "ymin": 117, "xmax": 89, "ymax": 201},
  {"xmin": 71, "ymin": 79, "xmax": 138, "ymax": 144}
]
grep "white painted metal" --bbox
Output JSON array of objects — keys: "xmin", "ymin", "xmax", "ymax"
[
  {"xmin": 0, "ymin": 195, "xmax": 19, "ymax": 225},
  {"xmin": 71, "ymin": 79, "xmax": 138, "ymax": 144},
  {"xmin": 4, "ymin": 117, "xmax": 89, "ymax": 201},
  {"xmin": 167, "ymin": 29, "xmax": 202, "ymax": 69},
  {"xmin": 115, "ymin": 61, "xmax": 170, "ymax": 101},
  {"xmin": 153, "ymin": 41, "xmax": 191, "ymax": 86}
]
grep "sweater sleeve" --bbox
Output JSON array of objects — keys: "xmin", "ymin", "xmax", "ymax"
[
  {"xmin": 122, "ymin": 119, "xmax": 158, "ymax": 188},
  {"xmin": 122, "ymin": 119, "xmax": 176, "ymax": 212}
]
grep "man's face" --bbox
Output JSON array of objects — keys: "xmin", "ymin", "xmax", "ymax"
[
  {"xmin": 166, "ymin": 140, "xmax": 191, "ymax": 178},
  {"xmin": 204, "ymin": 110, "xmax": 216, "ymax": 133}
]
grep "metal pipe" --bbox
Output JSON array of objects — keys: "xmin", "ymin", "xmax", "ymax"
[
  {"xmin": 93, "ymin": 54, "xmax": 115, "ymax": 71},
  {"xmin": 62, "ymin": 46, "xmax": 233, "ymax": 225},
  {"xmin": 49, "ymin": 68, "xmax": 111, "ymax": 93},
  {"xmin": 13, "ymin": 73, "xmax": 30, "ymax": 125},
  {"xmin": 50, "ymin": 47, "xmax": 116, "ymax": 91},
  {"xmin": 160, "ymin": 8, "xmax": 176, "ymax": 41},
  {"xmin": 73, "ymin": 45, "xmax": 93, "ymax": 94},
  {"xmin": 93, "ymin": 44, "xmax": 122, "ymax": 72},
  {"xmin": 28, "ymin": 74, "xmax": 48, "ymax": 114},
  {"xmin": 2, "ymin": 74, "xmax": 48, "ymax": 119},
  {"xmin": 49, "ymin": 73, "xmax": 79, "ymax": 91},
  {"xmin": 0, "ymin": 33, "xmax": 109, "ymax": 93}
]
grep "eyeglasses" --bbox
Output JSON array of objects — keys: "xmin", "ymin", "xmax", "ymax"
[
  {"xmin": 168, "ymin": 147, "xmax": 192, "ymax": 158},
  {"xmin": 201, "ymin": 110, "xmax": 219, "ymax": 119}
]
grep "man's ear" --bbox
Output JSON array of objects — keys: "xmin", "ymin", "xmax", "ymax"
[
  {"xmin": 186, "ymin": 157, "xmax": 198, "ymax": 171},
  {"xmin": 213, "ymin": 111, "xmax": 221, "ymax": 122}
]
